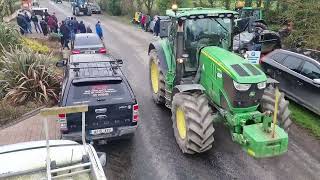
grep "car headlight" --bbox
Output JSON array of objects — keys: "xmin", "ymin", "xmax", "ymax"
[
  {"xmin": 233, "ymin": 80, "xmax": 251, "ymax": 91},
  {"xmin": 257, "ymin": 81, "xmax": 266, "ymax": 89}
]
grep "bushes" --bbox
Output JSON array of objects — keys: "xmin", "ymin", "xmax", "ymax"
[
  {"xmin": 22, "ymin": 38, "xmax": 50, "ymax": 54},
  {"xmin": 0, "ymin": 46, "xmax": 61, "ymax": 105},
  {"xmin": 0, "ymin": 22, "xmax": 21, "ymax": 51}
]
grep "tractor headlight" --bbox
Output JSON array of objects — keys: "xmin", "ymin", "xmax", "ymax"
[
  {"xmin": 257, "ymin": 81, "xmax": 266, "ymax": 89},
  {"xmin": 233, "ymin": 81, "xmax": 251, "ymax": 91}
]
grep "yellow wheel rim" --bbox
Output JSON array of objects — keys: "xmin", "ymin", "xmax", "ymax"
[
  {"xmin": 176, "ymin": 107, "xmax": 187, "ymax": 139},
  {"xmin": 150, "ymin": 60, "xmax": 159, "ymax": 94}
]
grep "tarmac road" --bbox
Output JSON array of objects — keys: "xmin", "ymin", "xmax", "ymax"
[{"xmin": 43, "ymin": 1, "xmax": 320, "ymax": 179}]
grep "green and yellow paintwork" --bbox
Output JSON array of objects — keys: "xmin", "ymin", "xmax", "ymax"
[{"xmin": 150, "ymin": 7, "xmax": 288, "ymax": 158}]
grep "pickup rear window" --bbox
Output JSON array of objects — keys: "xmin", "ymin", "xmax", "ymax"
[{"xmin": 65, "ymin": 81, "xmax": 133, "ymax": 105}]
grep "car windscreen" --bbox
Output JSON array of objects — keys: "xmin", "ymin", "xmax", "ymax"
[
  {"xmin": 74, "ymin": 36, "xmax": 102, "ymax": 47},
  {"xmin": 67, "ymin": 82, "xmax": 131, "ymax": 105}
]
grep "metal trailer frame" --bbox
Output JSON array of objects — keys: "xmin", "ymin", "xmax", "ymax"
[{"xmin": 40, "ymin": 105, "xmax": 107, "ymax": 180}]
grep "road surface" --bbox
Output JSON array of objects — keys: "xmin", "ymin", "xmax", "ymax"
[{"xmin": 43, "ymin": 1, "xmax": 320, "ymax": 179}]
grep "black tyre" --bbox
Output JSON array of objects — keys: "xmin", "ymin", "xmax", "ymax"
[
  {"xmin": 254, "ymin": 22, "xmax": 268, "ymax": 31},
  {"xmin": 172, "ymin": 92, "xmax": 215, "ymax": 154},
  {"xmin": 260, "ymin": 85, "xmax": 292, "ymax": 131},
  {"xmin": 149, "ymin": 49, "xmax": 165, "ymax": 105},
  {"xmin": 75, "ymin": 7, "xmax": 80, "ymax": 16},
  {"xmin": 87, "ymin": 9, "xmax": 92, "ymax": 16}
]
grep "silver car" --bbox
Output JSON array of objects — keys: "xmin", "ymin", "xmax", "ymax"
[{"xmin": 88, "ymin": 1, "xmax": 101, "ymax": 14}]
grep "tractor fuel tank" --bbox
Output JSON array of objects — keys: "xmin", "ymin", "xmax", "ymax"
[{"xmin": 243, "ymin": 123, "xmax": 288, "ymax": 158}]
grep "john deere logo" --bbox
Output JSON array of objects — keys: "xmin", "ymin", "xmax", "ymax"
[{"xmin": 249, "ymin": 91, "xmax": 256, "ymax": 97}]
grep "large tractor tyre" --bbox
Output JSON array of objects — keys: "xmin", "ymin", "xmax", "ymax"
[
  {"xmin": 260, "ymin": 85, "xmax": 292, "ymax": 131},
  {"xmin": 171, "ymin": 92, "xmax": 215, "ymax": 154},
  {"xmin": 149, "ymin": 49, "xmax": 165, "ymax": 105},
  {"xmin": 254, "ymin": 22, "xmax": 268, "ymax": 31},
  {"xmin": 72, "ymin": 7, "xmax": 75, "ymax": 15}
]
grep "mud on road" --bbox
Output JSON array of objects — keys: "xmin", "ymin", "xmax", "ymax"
[{"xmin": 44, "ymin": 1, "xmax": 320, "ymax": 179}]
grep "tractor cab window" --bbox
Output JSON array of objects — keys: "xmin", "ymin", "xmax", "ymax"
[{"xmin": 184, "ymin": 18, "xmax": 232, "ymax": 71}]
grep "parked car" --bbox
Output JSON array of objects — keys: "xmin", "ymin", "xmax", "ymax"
[
  {"xmin": 88, "ymin": 1, "xmax": 101, "ymax": 14},
  {"xmin": 260, "ymin": 49, "xmax": 320, "ymax": 115},
  {"xmin": 56, "ymin": 54, "xmax": 138, "ymax": 143},
  {"xmin": 72, "ymin": 33, "xmax": 107, "ymax": 54}
]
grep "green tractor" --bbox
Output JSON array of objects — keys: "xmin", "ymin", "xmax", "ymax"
[
  {"xmin": 236, "ymin": 7, "xmax": 267, "ymax": 32},
  {"xmin": 148, "ymin": 7, "xmax": 292, "ymax": 158}
]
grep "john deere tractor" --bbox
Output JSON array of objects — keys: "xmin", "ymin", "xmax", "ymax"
[
  {"xmin": 148, "ymin": 6, "xmax": 292, "ymax": 158},
  {"xmin": 71, "ymin": 0, "xmax": 92, "ymax": 16}
]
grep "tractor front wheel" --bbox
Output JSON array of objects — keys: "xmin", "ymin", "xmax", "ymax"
[
  {"xmin": 149, "ymin": 49, "xmax": 165, "ymax": 105},
  {"xmin": 260, "ymin": 85, "xmax": 292, "ymax": 131},
  {"xmin": 172, "ymin": 92, "xmax": 215, "ymax": 154}
]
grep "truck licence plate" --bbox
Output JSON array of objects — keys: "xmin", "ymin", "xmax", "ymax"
[
  {"xmin": 85, "ymin": 50, "xmax": 95, "ymax": 54},
  {"xmin": 90, "ymin": 128, "xmax": 113, "ymax": 135}
]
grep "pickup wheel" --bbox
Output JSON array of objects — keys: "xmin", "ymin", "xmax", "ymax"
[
  {"xmin": 149, "ymin": 49, "xmax": 165, "ymax": 105},
  {"xmin": 260, "ymin": 85, "xmax": 292, "ymax": 132},
  {"xmin": 172, "ymin": 92, "xmax": 215, "ymax": 154}
]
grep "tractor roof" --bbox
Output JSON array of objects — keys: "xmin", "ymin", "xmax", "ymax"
[
  {"xmin": 201, "ymin": 47, "xmax": 266, "ymax": 83},
  {"xmin": 166, "ymin": 8, "xmax": 238, "ymax": 19}
]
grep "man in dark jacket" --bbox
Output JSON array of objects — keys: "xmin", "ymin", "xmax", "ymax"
[
  {"xmin": 78, "ymin": 21, "xmax": 86, "ymax": 33},
  {"xmin": 40, "ymin": 18, "xmax": 49, "ymax": 36},
  {"xmin": 72, "ymin": 17, "xmax": 79, "ymax": 33},
  {"xmin": 17, "ymin": 14, "xmax": 28, "ymax": 35},
  {"xmin": 31, "ymin": 13, "xmax": 42, "ymax": 33},
  {"xmin": 154, "ymin": 17, "xmax": 160, "ymax": 37},
  {"xmin": 60, "ymin": 21, "xmax": 70, "ymax": 50},
  {"xmin": 24, "ymin": 12, "xmax": 32, "ymax": 33}
]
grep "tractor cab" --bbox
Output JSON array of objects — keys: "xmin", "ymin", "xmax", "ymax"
[{"xmin": 163, "ymin": 8, "xmax": 239, "ymax": 79}]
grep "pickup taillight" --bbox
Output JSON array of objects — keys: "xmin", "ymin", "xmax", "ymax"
[
  {"xmin": 58, "ymin": 113, "xmax": 68, "ymax": 131},
  {"xmin": 132, "ymin": 104, "xmax": 139, "ymax": 122}
]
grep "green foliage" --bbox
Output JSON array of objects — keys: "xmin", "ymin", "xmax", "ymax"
[
  {"xmin": 157, "ymin": 0, "xmax": 192, "ymax": 15},
  {"xmin": 0, "ymin": 46, "xmax": 61, "ymax": 105},
  {"xmin": 289, "ymin": 101, "xmax": 320, "ymax": 138},
  {"xmin": 108, "ymin": 0, "xmax": 122, "ymax": 15},
  {"xmin": 0, "ymin": 22, "xmax": 21, "ymax": 51}
]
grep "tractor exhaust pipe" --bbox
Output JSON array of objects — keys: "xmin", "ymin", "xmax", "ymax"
[{"xmin": 175, "ymin": 19, "xmax": 184, "ymax": 85}]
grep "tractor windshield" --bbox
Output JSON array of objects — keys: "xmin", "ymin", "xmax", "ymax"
[
  {"xmin": 185, "ymin": 18, "xmax": 232, "ymax": 50},
  {"xmin": 184, "ymin": 18, "xmax": 232, "ymax": 71}
]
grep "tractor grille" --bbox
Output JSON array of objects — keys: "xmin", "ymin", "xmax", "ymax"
[
  {"xmin": 243, "ymin": 63, "xmax": 261, "ymax": 75},
  {"xmin": 231, "ymin": 64, "xmax": 249, "ymax": 76},
  {"xmin": 222, "ymin": 73, "xmax": 264, "ymax": 108}
]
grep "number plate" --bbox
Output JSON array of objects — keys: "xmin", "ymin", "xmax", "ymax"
[
  {"xmin": 85, "ymin": 50, "xmax": 95, "ymax": 54},
  {"xmin": 90, "ymin": 128, "xmax": 113, "ymax": 135}
]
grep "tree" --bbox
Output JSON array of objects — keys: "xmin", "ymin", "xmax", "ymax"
[
  {"xmin": 135, "ymin": 0, "xmax": 143, "ymax": 11},
  {"xmin": 224, "ymin": 0, "xmax": 231, "ymax": 9},
  {"xmin": 143, "ymin": 0, "xmax": 155, "ymax": 15}
]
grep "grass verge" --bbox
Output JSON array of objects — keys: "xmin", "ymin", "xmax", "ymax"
[
  {"xmin": 0, "ymin": 101, "xmax": 41, "ymax": 127},
  {"xmin": 289, "ymin": 101, "xmax": 320, "ymax": 138}
]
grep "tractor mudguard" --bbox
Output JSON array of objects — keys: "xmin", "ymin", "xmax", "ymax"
[
  {"xmin": 172, "ymin": 84, "xmax": 205, "ymax": 96},
  {"xmin": 148, "ymin": 42, "xmax": 169, "ymax": 74},
  {"xmin": 255, "ymin": 19, "xmax": 267, "ymax": 26}
]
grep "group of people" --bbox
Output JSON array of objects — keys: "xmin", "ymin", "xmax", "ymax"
[
  {"xmin": 138, "ymin": 13, "xmax": 160, "ymax": 37},
  {"xmin": 58, "ymin": 17, "xmax": 103, "ymax": 50},
  {"xmin": 16, "ymin": 9, "xmax": 58, "ymax": 36},
  {"xmin": 16, "ymin": 9, "xmax": 104, "ymax": 50}
]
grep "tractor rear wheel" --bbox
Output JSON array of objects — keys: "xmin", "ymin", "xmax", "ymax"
[
  {"xmin": 260, "ymin": 85, "xmax": 292, "ymax": 131},
  {"xmin": 149, "ymin": 49, "xmax": 165, "ymax": 105},
  {"xmin": 172, "ymin": 92, "xmax": 215, "ymax": 154}
]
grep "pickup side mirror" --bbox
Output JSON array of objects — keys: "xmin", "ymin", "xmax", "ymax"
[
  {"xmin": 56, "ymin": 60, "xmax": 66, "ymax": 68},
  {"xmin": 313, "ymin": 79, "xmax": 320, "ymax": 85}
]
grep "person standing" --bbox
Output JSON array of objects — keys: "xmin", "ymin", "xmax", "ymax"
[
  {"xmin": 40, "ymin": 18, "xmax": 49, "ymax": 36},
  {"xmin": 72, "ymin": 17, "xmax": 79, "ymax": 34},
  {"xmin": 24, "ymin": 12, "xmax": 32, "ymax": 33},
  {"xmin": 47, "ymin": 15, "xmax": 57, "ymax": 33},
  {"xmin": 86, "ymin": 25, "xmax": 93, "ymax": 33},
  {"xmin": 78, "ymin": 21, "xmax": 86, "ymax": 33},
  {"xmin": 154, "ymin": 17, "xmax": 160, "ymax": 37},
  {"xmin": 95, "ymin": 21, "xmax": 103, "ymax": 40},
  {"xmin": 141, "ymin": 14, "xmax": 146, "ymax": 30},
  {"xmin": 52, "ymin": 12, "xmax": 58, "ymax": 33},
  {"xmin": 16, "ymin": 14, "xmax": 28, "ymax": 35},
  {"xmin": 31, "ymin": 13, "xmax": 42, "ymax": 33},
  {"xmin": 59, "ymin": 21, "xmax": 70, "ymax": 50}
]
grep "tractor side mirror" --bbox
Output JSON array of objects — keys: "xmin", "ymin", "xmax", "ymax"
[
  {"xmin": 313, "ymin": 79, "xmax": 320, "ymax": 85},
  {"xmin": 159, "ymin": 20, "xmax": 171, "ymax": 38},
  {"xmin": 56, "ymin": 60, "xmax": 66, "ymax": 68}
]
